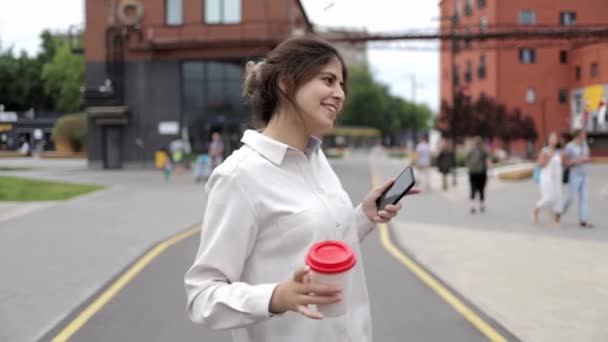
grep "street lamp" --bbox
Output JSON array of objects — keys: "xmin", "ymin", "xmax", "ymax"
[{"xmin": 401, "ymin": 73, "xmax": 424, "ymax": 103}]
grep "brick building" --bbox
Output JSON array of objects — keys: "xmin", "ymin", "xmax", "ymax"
[
  {"xmin": 84, "ymin": 0, "xmax": 312, "ymax": 168},
  {"xmin": 439, "ymin": 0, "xmax": 608, "ymax": 156}
]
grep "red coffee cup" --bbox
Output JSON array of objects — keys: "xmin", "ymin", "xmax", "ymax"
[{"xmin": 305, "ymin": 240, "xmax": 357, "ymax": 317}]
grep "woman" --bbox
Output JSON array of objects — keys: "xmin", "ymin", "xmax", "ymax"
[
  {"xmin": 532, "ymin": 132, "xmax": 563, "ymax": 225},
  {"xmin": 466, "ymin": 136, "xmax": 491, "ymax": 214},
  {"xmin": 184, "ymin": 37, "xmax": 416, "ymax": 342}
]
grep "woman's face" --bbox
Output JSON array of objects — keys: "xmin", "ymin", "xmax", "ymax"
[
  {"xmin": 293, "ymin": 57, "xmax": 346, "ymax": 136},
  {"xmin": 548, "ymin": 133, "xmax": 558, "ymax": 146}
]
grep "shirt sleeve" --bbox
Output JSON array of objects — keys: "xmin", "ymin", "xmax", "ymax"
[
  {"xmin": 184, "ymin": 168, "xmax": 278, "ymax": 330},
  {"xmin": 354, "ymin": 203, "xmax": 376, "ymax": 242}
]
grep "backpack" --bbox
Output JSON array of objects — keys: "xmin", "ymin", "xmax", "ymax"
[{"xmin": 467, "ymin": 149, "xmax": 487, "ymax": 173}]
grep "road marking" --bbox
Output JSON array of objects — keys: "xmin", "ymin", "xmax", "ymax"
[
  {"xmin": 369, "ymin": 158, "xmax": 509, "ymax": 342},
  {"xmin": 51, "ymin": 225, "xmax": 201, "ymax": 342}
]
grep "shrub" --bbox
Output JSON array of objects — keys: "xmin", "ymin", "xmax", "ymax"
[{"xmin": 51, "ymin": 113, "xmax": 87, "ymax": 152}]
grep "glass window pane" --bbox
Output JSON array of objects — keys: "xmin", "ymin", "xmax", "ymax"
[
  {"xmin": 207, "ymin": 62, "xmax": 225, "ymax": 81},
  {"xmin": 205, "ymin": 0, "xmax": 221, "ymax": 23},
  {"xmin": 224, "ymin": 0, "xmax": 242, "ymax": 23},
  {"xmin": 166, "ymin": 0, "xmax": 183, "ymax": 25}
]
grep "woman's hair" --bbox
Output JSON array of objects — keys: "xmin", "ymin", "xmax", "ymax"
[{"xmin": 242, "ymin": 36, "xmax": 347, "ymax": 127}]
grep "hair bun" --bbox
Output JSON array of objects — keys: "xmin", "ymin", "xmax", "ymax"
[{"xmin": 243, "ymin": 60, "xmax": 265, "ymax": 98}]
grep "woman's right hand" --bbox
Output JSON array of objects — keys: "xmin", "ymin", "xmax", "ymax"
[{"xmin": 269, "ymin": 266, "xmax": 342, "ymax": 319}]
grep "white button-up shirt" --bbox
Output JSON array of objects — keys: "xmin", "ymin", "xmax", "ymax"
[{"xmin": 185, "ymin": 130, "xmax": 376, "ymax": 342}]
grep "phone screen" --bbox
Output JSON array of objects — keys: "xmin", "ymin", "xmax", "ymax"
[{"xmin": 377, "ymin": 166, "xmax": 415, "ymax": 209}]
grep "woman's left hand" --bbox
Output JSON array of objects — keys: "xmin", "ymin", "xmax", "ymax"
[{"xmin": 361, "ymin": 178, "xmax": 421, "ymax": 224}]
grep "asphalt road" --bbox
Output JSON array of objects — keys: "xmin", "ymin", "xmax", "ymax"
[{"xmin": 43, "ymin": 158, "xmax": 516, "ymax": 342}]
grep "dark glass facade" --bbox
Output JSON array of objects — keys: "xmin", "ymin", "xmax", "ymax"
[{"xmin": 181, "ymin": 60, "xmax": 250, "ymax": 156}]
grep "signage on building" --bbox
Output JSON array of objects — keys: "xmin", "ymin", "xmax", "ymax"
[
  {"xmin": 0, "ymin": 124, "xmax": 13, "ymax": 132},
  {"xmin": 158, "ymin": 121, "xmax": 179, "ymax": 135},
  {"xmin": 0, "ymin": 112, "xmax": 18, "ymax": 122}
]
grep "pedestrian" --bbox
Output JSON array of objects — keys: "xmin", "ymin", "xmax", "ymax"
[
  {"xmin": 184, "ymin": 36, "xmax": 417, "ymax": 342},
  {"xmin": 208, "ymin": 131, "xmax": 224, "ymax": 171},
  {"xmin": 559, "ymin": 132, "xmax": 571, "ymax": 185},
  {"xmin": 466, "ymin": 136, "xmax": 491, "ymax": 214},
  {"xmin": 436, "ymin": 138, "xmax": 454, "ymax": 191},
  {"xmin": 561, "ymin": 129, "xmax": 594, "ymax": 228},
  {"xmin": 532, "ymin": 132, "xmax": 563, "ymax": 226},
  {"xmin": 414, "ymin": 135, "xmax": 432, "ymax": 190}
]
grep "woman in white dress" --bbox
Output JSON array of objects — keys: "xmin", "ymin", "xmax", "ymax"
[{"xmin": 532, "ymin": 132, "xmax": 563, "ymax": 225}]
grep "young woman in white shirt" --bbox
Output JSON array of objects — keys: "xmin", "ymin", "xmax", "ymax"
[{"xmin": 185, "ymin": 36, "xmax": 415, "ymax": 342}]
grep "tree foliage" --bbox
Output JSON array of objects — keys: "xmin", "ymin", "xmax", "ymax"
[
  {"xmin": 338, "ymin": 63, "xmax": 434, "ymax": 135},
  {"xmin": 437, "ymin": 90, "xmax": 537, "ymax": 147},
  {"xmin": 0, "ymin": 30, "xmax": 83, "ymax": 112}
]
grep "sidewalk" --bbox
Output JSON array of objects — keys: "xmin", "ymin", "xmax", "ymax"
[
  {"xmin": 0, "ymin": 161, "xmax": 207, "ymax": 342},
  {"xmin": 378, "ymin": 159, "xmax": 608, "ymax": 342}
]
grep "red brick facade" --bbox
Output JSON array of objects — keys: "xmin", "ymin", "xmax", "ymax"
[{"xmin": 440, "ymin": 0, "xmax": 608, "ymax": 149}]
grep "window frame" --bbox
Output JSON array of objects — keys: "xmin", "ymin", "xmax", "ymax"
[
  {"xmin": 166, "ymin": 0, "xmax": 184, "ymax": 26},
  {"xmin": 518, "ymin": 10, "xmax": 537, "ymax": 25},
  {"xmin": 204, "ymin": 0, "xmax": 242, "ymax": 24},
  {"xmin": 519, "ymin": 48, "xmax": 536, "ymax": 64}
]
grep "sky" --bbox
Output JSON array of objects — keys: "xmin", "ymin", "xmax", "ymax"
[{"xmin": 0, "ymin": 0, "xmax": 440, "ymax": 111}]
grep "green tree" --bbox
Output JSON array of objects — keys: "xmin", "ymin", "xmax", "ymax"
[
  {"xmin": 41, "ymin": 37, "xmax": 84, "ymax": 113},
  {"xmin": 339, "ymin": 63, "xmax": 433, "ymax": 137}
]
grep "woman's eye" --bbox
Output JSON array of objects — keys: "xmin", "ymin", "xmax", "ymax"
[{"xmin": 323, "ymin": 77, "xmax": 334, "ymax": 84}]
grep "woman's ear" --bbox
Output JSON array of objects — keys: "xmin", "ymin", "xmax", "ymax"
[{"xmin": 278, "ymin": 75, "xmax": 294, "ymax": 96}]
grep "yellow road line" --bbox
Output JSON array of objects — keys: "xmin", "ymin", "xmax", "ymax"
[
  {"xmin": 52, "ymin": 225, "xmax": 201, "ymax": 342},
  {"xmin": 369, "ymin": 158, "xmax": 509, "ymax": 342}
]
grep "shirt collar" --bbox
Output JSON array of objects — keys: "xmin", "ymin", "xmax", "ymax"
[{"xmin": 241, "ymin": 130, "xmax": 322, "ymax": 166}]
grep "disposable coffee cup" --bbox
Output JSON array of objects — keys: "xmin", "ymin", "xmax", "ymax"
[{"xmin": 305, "ymin": 240, "xmax": 357, "ymax": 317}]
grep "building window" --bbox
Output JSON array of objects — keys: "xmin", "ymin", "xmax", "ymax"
[
  {"xmin": 575, "ymin": 66, "xmax": 581, "ymax": 80},
  {"xmin": 465, "ymin": 0, "xmax": 473, "ymax": 16},
  {"xmin": 480, "ymin": 16, "xmax": 488, "ymax": 33},
  {"xmin": 591, "ymin": 63, "xmax": 599, "ymax": 78},
  {"xmin": 453, "ymin": 64, "xmax": 460, "ymax": 85},
  {"xmin": 558, "ymin": 89, "xmax": 568, "ymax": 103},
  {"xmin": 526, "ymin": 88, "xmax": 536, "ymax": 103},
  {"xmin": 559, "ymin": 50, "xmax": 568, "ymax": 64},
  {"xmin": 166, "ymin": 0, "xmax": 183, "ymax": 25},
  {"xmin": 518, "ymin": 10, "xmax": 536, "ymax": 25},
  {"xmin": 478, "ymin": 0, "xmax": 486, "ymax": 9},
  {"xmin": 519, "ymin": 48, "xmax": 536, "ymax": 64},
  {"xmin": 465, "ymin": 60, "xmax": 473, "ymax": 82},
  {"xmin": 465, "ymin": 25, "xmax": 473, "ymax": 49},
  {"xmin": 560, "ymin": 12, "xmax": 576, "ymax": 26},
  {"xmin": 205, "ymin": 0, "xmax": 241, "ymax": 24},
  {"xmin": 478, "ymin": 55, "xmax": 486, "ymax": 79}
]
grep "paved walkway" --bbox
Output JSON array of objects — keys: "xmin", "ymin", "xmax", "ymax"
[
  {"xmin": 0, "ymin": 158, "xmax": 207, "ymax": 342},
  {"xmin": 374, "ymin": 158, "xmax": 608, "ymax": 342}
]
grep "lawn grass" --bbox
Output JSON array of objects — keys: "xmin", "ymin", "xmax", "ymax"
[
  {"xmin": 0, "ymin": 176, "xmax": 104, "ymax": 201},
  {"xmin": 0, "ymin": 167, "xmax": 32, "ymax": 171}
]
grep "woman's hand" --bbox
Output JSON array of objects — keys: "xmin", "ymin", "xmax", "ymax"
[
  {"xmin": 361, "ymin": 178, "xmax": 421, "ymax": 224},
  {"xmin": 269, "ymin": 266, "xmax": 342, "ymax": 319}
]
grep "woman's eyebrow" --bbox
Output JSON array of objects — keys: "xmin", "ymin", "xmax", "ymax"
[{"xmin": 320, "ymin": 72, "xmax": 342, "ymax": 82}]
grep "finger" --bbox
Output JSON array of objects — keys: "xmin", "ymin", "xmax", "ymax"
[
  {"xmin": 407, "ymin": 187, "xmax": 422, "ymax": 195},
  {"xmin": 377, "ymin": 210, "xmax": 394, "ymax": 219},
  {"xmin": 301, "ymin": 282, "xmax": 342, "ymax": 296},
  {"xmin": 297, "ymin": 305, "xmax": 324, "ymax": 320},
  {"xmin": 383, "ymin": 205, "xmax": 402, "ymax": 215},
  {"xmin": 299, "ymin": 293, "xmax": 342, "ymax": 306},
  {"xmin": 374, "ymin": 178, "xmax": 395, "ymax": 197},
  {"xmin": 292, "ymin": 266, "xmax": 310, "ymax": 282},
  {"xmin": 373, "ymin": 215, "xmax": 390, "ymax": 223}
]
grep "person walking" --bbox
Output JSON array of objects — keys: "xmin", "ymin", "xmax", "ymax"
[
  {"xmin": 436, "ymin": 138, "xmax": 454, "ymax": 191},
  {"xmin": 466, "ymin": 136, "xmax": 491, "ymax": 214},
  {"xmin": 414, "ymin": 135, "xmax": 432, "ymax": 190},
  {"xmin": 184, "ymin": 36, "xmax": 418, "ymax": 342},
  {"xmin": 532, "ymin": 132, "xmax": 563, "ymax": 226},
  {"xmin": 208, "ymin": 131, "xmax": 224, "ymax": 171},
  {"xmin": 561, "ymin": 129, "xmax": 594, "ymax": 228}
]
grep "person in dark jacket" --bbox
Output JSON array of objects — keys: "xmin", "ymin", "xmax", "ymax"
[{"xmin": 436, "ymin": 138, "xmax": 455, "ymax": 191}]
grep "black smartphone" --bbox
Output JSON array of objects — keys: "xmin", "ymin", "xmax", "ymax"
[{"xmin": 376, "ymin": 166, "xmax": 416, "ymax": 209}]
